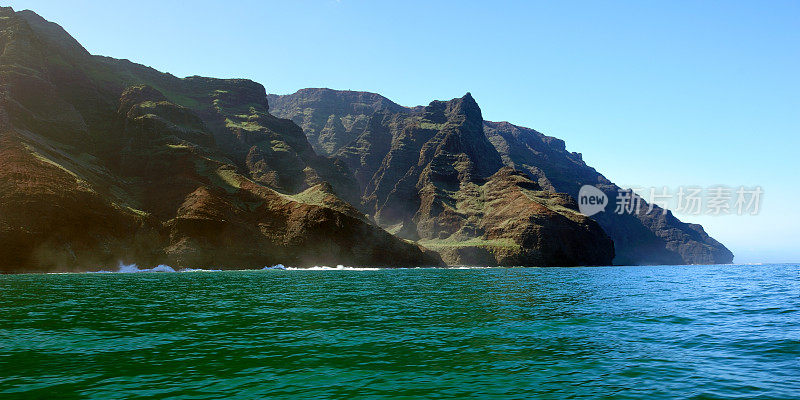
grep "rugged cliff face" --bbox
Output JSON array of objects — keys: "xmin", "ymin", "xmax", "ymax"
[
  {"xmin": 0, "ymin": 8, "xmax": 438, "ymax": 272},
  {"xmin": 270, "ymin": 90, "xmax": 616, "ymax": 266},
  {"xmin": 269, "ymin": 89, "xmax": 733, "ymax": 265},
  {"xmin": 482, "ymin": 121, "xmax": 733, "ymax": 265},
  {"xmin": 1, "ymin": 7, "xmax": 726, "ymax": 270}
]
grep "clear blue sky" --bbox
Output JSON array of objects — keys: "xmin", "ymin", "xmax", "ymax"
[{"xmin": 9, "ymin": 0, "xmax": 800, "ymax": 263}]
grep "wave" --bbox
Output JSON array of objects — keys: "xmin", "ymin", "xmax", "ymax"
[
  {"xmin": 285, "ymin": 265, "xmax": 382, "ymax": 271},
  {"xmin": 86, "ymin": 263, "xmax": 508, "ymax": 274},
  {"xmin": 91, "ymin": 263, "xmax": 218, "ymax": 274},
  {"xmin": 178, "ymin": 268, "xmax": 223, "ymax": 273},
  {"xmin": 90, "ymin": 263, "xmax": 174, "ymax": 273},
  {"xmin": 261, "ymin": 263, "xmax": 385, "ymax": 271}
]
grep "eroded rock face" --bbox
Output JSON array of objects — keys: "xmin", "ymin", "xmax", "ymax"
[
  {"xmin": 270, "ymin": 89, "xmax": 733, "ymax": 265},
  {"xmin": 0, "ymin": 8, "xmax": 439, "ymax": 272},
  {"xmin": 267, "ymin": 89, "xmax": 408, "ymax": 157},
  {"xmin": 271, "ymin": 90, "xmax": 616, "ymax": 266},
  {"xmin": 417, "ymin": 167, "xmax": 614, "ymax": 266},
  {"xmin": 482, "ymin": 121, "xmax": 734, "ymax": 265},
  {"xmin": 0, "ymin": 7, "xmax": 731, "ymax": 270}
]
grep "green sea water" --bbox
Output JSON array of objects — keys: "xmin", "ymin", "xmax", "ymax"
[{"xmin": 1, "ymin": 264, "xmax": 798, "ymax": 399}]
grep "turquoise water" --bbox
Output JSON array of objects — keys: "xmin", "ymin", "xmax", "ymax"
[{"xmin": 1, "ymin": 264, "xmax": 798, "ymax": 399}]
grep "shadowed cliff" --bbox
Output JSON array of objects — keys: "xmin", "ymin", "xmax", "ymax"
[
  {"xmin": 0, "ymin": 7, "xmax": 439, "ymax": 272},
  {"xmin": 269, "ymin": 89, "xmax": 733, "ymax": 265}
]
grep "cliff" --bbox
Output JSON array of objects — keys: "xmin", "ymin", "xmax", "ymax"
[
  {"xmin": 269, "ymin": 89, "xmax": 733, "ymax": 265},
  {"xmin": 270, "ymin": 91, "xmax": 616, "ymax": 266},
  {"xmin": 0, "ymin": 7, "xmax": 438, "ymax": 272}
]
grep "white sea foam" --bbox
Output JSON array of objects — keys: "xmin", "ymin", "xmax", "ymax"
[
  {"xmin": 114, "ymin": 263, "xmax": 176, "ymax": 273},
  {"xmin": 84, "ymin": 263, "xmax": 505, "ymax": 274},
  {"xmin": 284, "ymin": 265, "xmax": 381, "ymax": 271},
  {"xmin": 90, "ymin": 262, "xmax": 182, "ymax": 273},
  {"xmin": 87, "ymin": 262, "xmax": 138, "ymax": 273},
  {"xmin": 178, "ymin": 268, "xmax": 223, "ymax": 273}
]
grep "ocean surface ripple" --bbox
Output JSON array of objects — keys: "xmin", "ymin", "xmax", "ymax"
[{"xmin": 1, "ymin": 264, "xmax": 798, "ymax": 399}]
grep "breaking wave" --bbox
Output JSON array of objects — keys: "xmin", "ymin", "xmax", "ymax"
[
  {"xmin": 91, "ymin": 263, "xmax": 176, "ymax": 273},
  {"xmin": 86, "ymin": 262, "xmax": 507, "ymax": 274},
  {"xmin": 91, "ymin": 263, "xmax": 219, "ymax": 274},
  {"xmin": 286, "ymin": 265, "xmax": 381, "ymax": 271},
  {"xmin": 178, "ymin": 268, "xmax": 224, "ymax": 273}
]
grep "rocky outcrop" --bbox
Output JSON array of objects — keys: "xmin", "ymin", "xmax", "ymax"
[
  {"xmin": 417, "ymin": 167, "xmax": 614, "ymax": 266},
  {"xmin": 482, "ymin": 121, "xmax": 734, "ymax": 265},
  {"xmin": 0, "ymin": 7, "xmax": 439, "ymax": 272},
  {"xmin": 0, "ymin": 6, "xmax": 731, "ymax": 270},
  {"xmin": 267, "ymin": 88, "xmax": 407, "ymax": 156},
  {"xmin": 271, "ymin": 90, "xmax": 616, "ymax": 266},
  {"xmin": 270, "ymin": 89, "xmax": 733, "ymax": 265}
]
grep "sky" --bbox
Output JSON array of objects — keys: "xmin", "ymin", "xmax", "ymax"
[{"xmin": 8, "ymin": 0, "xmax": 800, "ymax": 263}]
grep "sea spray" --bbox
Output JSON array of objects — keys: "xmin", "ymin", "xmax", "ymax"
[
  {"xmin": 179, "ymin": 268, "xmax": 223, "ymax": 273},
  {"xmin": 91, "ymin": 262, "xmax": 177, "ymax": 273},
  {"xmin": 285, "ymin": 265, "xmax": 381, "ymax": 271}
]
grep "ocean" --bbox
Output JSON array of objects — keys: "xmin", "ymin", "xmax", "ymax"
[{"xmin": 1, "ymin": 264, "xmax": 798, "ymax": 399}]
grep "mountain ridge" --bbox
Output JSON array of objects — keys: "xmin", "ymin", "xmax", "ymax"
[
  {"xmin": 0, "ymin": 7, "xmax": 729, "ymax": 271},
  {"xmin": 273, "ymin": 89, "xmax": 619, "ymax": 266},
  {"xmin": 270, "ymin": 88, "xmax": 733, "ymax": 265},
  {"xmin": 0, "ymin": 7, "xmax": 438, "ymax": 272}
]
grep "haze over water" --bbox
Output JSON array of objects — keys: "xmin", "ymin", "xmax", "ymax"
[{"xmin": 1, "ymin": 264, "xmax": 798, "ymax": 399}]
